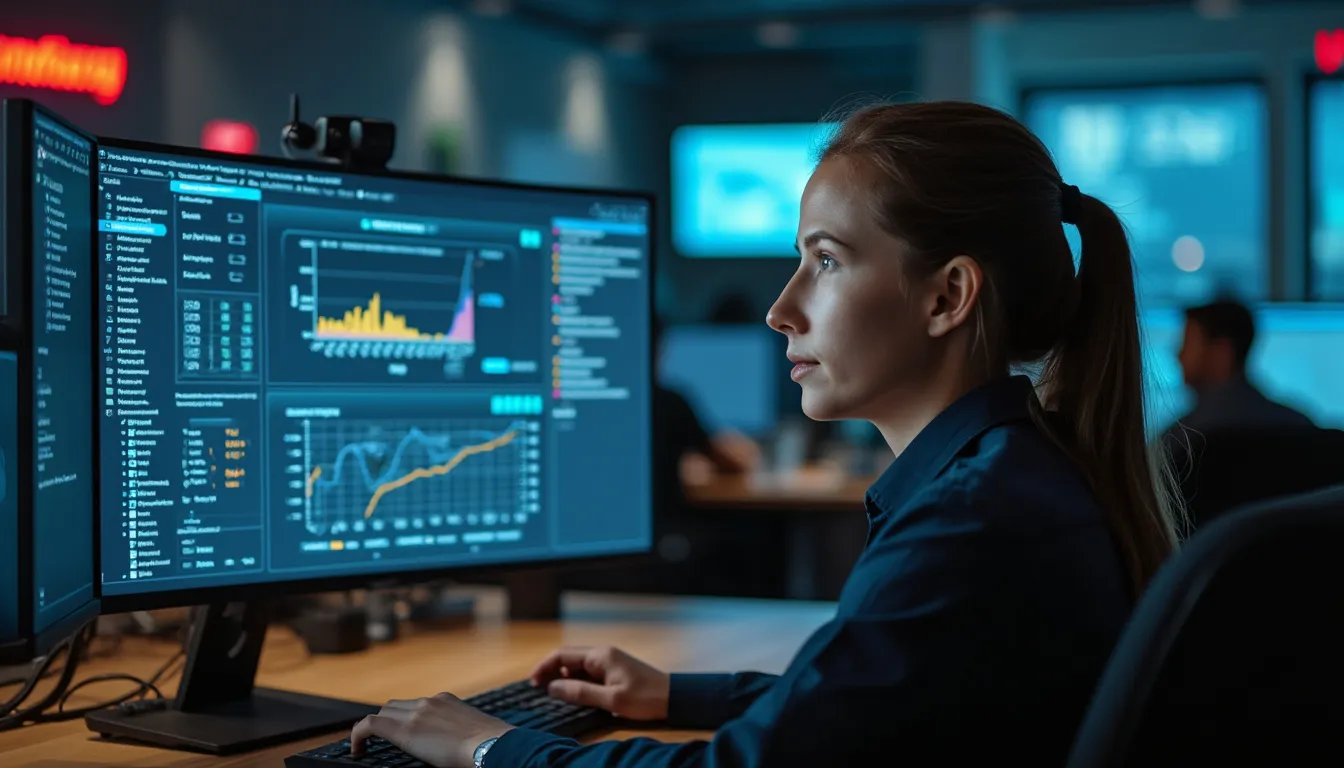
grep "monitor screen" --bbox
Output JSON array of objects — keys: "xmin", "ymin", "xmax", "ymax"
[
  {"xmin": 96, "ymin": 144, "xmax": 653, "ymax": 599},
  {"xmin": 657, "ymin": 324, "xmax": 780, "ymax": 436},
  {"xmin": 30, "ymin": 111, "xmax": 95, "ymax": 633},
  {"xmin": 1139, "ymin": 304, "xmax": 1344, "ymax": 436},
  {"xmin": 671, "ymin": 123, "xmax": 835, "ymax": 258},
  {"xmin": 1309, "ymin": 78, "xmax": 1344, "ymax": 299},
  {"xmin": 1024, "ymin": 83, "xmax": 1268, "ymax": 306}
]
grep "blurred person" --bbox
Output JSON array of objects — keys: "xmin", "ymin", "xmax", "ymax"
[
  {"xmin": 1170, "ymin": 299, "xmax": 1313, "ymax": 435},
  {"xmin": 349, "ymin": 101, "xmax": 1183, "ymax": 766}
]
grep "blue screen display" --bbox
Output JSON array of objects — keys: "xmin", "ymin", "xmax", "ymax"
[
  {"xmin": 1140, "ymin": 304, "xmax": 1344, "ymax": 435},
  {"xmin": 658, "ymin": 325, "xmax": 781, "ymax": 436},
  {"xmin": 1025, "ymin": 83, "xmax": 1268, "ymax": 307},
  {"xmin": 31, "ymin": 113, "xmax": 96, "ymax": 633},
  {"xmin": 1310, "ymin": 79, "xmax": 1344, "ymax": 299},
  {"xmin": 671, "ymin": 123, "xmax": 837, "ymax": 258},
  {"xmin": 97, "ymin": 145, "xmax": 653, "ymax": 596}
]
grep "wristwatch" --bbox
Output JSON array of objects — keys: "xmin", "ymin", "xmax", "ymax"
[{"xmin": 473, "ymin": 736, "xmax": 500, "ymax": 768}]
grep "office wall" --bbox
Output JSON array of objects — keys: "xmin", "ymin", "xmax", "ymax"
[
  {"xmin": 658, "ymin": 48, "xmax": 918, "ymax": 321},
  {"xmin": 934, "ymin": 3, "xmax": 1344, "ymax": 300},
  {"xmin": 0, "ymin": 0, "xmax": 168, "ymax": 140},
  {"xmin": 160, "ymin": 0, "xmax": 663, "ymax": 190}
]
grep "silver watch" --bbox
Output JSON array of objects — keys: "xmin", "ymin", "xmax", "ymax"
[{"xmin": 473, "ymin": 736, "xmax": 500, "ymax": 768}]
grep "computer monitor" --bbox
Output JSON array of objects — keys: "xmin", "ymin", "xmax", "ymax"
[
  {"xmin": 1308, "ymin": 77, "xmax": 1344, "ymax": 299},
  {"xmin": 657, "ymin": 324, "xmax": 780, "ymax": 437},
  {"xmin": 1139, "ymin": 304, "xmax": 1344, "ymax": 436},
  {"xmin": 85, "ymin": 136, "xmax": 654, "ymax": 751},
  {"xmin": 0, "ymin": 99, "xmax": 99, "ymax": 665},
  {"xmin": 671, "ymin": 122, "xmax": 836, "ymax": 258},
  {"xmin": 1023, "ymin": 82, "xmax": 1269, "ymax": 307}
]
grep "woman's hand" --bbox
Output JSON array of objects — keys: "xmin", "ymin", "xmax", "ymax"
[
  {"xmin": 350, "ymin": 693, "xmax": 513, "ymax": 768},
  {"xmin": 530, "ymin": 646, "xmax": 671, "ymax": 721}
]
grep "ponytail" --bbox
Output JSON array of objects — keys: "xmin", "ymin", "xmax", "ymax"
[
  {"xmin": 817, "ymin": 100, "xmax": 1184, "ymax": 595},
  {"xmin": 1039, "ymin": 194, "xmax": 1184, "ymax": 596}
]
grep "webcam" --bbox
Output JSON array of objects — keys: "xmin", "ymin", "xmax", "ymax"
[{"xmin": 280, "ymin": 93, "xmax": 395, "ymax": 171}]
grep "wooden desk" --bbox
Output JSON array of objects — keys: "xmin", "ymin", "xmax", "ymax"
[
  {"xmin": 0, "ymin": 589, "xmax": 833, "ymax": 767},
  {"xmin": 683, "ymin": 465, "xmax": 875, "ymax": 513}
]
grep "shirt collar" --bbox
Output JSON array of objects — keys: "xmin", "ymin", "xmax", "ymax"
[{"xmin": 865, "ymin": 375, "xmax": 1039, "ymax": 517}]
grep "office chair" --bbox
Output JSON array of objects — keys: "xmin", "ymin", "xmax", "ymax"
[
  {"xmin": 1066, "ymin": 483, "xmax": 1344, "ymax": 768},
  {"xmin": 1170, "ymin": 426, "xmax": 1344, "ymax": 529}
]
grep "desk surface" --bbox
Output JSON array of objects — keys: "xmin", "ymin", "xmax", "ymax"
[
  {"xmin": 0, "ymin": 590, "xmax": 833, "ymax": 767},
  {"xmin": 684, "ymin": 465, "xmax": 876, "ymax": 511}
]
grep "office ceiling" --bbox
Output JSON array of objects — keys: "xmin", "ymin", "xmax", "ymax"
[{"xmin": 461, "ymin": 0, "xmax": 1332, "ymax": 56}]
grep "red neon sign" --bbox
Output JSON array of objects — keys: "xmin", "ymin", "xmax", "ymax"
[
  {"xmin": 201, "ymin": 120, "xmax": 259, "ymax": 155},
  {"xmin": 1317, "ymin": 29, "xmax": 1344, "ymax": 75},
  {"xmin": 0, "ymin": 34, "xmax": 127, "ymax": 105}
]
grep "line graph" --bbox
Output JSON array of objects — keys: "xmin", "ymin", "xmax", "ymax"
[{"xmin": 285, "ymin": 415, "xmax": 541, "ymax": 538}]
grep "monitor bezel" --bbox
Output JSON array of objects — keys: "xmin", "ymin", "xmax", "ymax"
[
  {"xmin": 1305, "ymin": 72, "xmax": 1344, "ymax": 300},
  {"xmin": 92, "ymin": 134, "xmax": 658, "ymax": 615},
  {"xmin": 0, "ymin": 99, "xmax": 102, "ymax": 664}
]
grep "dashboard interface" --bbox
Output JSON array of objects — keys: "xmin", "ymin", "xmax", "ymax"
[{"xmin": 96, "ymin": 146, "xmax": 652, "ymax": 596}]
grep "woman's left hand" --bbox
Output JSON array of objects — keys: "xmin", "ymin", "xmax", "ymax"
[{"xmin": 350, "ymin": 693, "xmax": 515, "ymax": 768}]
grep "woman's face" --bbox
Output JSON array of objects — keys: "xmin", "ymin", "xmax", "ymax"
[{"xmin": 767, "ymin": 155, "xmax": 935, "ymax": 422}]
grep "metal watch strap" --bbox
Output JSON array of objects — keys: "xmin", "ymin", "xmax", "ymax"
[{"xmin": 473, "ymin": 736, "xmax": 500, "ymax": 768}]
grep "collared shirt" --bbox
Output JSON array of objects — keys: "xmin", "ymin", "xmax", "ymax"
[
  {"xmin": 1172, "ymin": 376, "xmax": 1314, "ymax": 435},
  {"xmin": 489, "ymin": 375, "xmax": 1131, "ymax": 766}
]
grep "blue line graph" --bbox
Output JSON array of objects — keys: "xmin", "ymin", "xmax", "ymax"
[{"xmin": 298, "ymin": 417, "xmax": 537, "ymax": 537}]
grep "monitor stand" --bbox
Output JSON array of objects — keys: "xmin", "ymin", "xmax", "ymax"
[{"xmin": 85, "ymin": 601, "xmax": 377, "ymax": 755}]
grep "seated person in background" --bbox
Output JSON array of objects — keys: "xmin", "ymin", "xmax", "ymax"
[
  {"xmin": 348, "ymin": 101, "xmax": 1184, "ymax": 766},
  {"xmin": 652, "ymin": 316, "xmax": 760, "ymax": 496},
  {"xmin": 1169, "ymin": 299, "xmax": 1313, "ymax": 436}
]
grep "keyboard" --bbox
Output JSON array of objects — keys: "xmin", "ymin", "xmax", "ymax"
[{"xmin": 285, "ymin": 680, "xmax": 611, "ymax": 766}]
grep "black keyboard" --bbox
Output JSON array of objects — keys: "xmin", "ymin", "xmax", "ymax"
[{"xmin": 285, "ymin": 680, "xmax": 611, "ymax": 766}]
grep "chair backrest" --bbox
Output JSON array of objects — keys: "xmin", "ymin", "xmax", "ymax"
[
  {"xmin": 1171, "ymin": 426, "xmax": 1344, "ymax": 528},
  {"xmin": 1067, "ymin": 483, "xmax": 1344, "ymax": 768}
]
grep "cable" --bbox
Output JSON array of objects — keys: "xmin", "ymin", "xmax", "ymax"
[
  {"xmin": 0, "ymin": 623, "xmax": 92, "ymax": 731},
  {"xmin": 42, "ymin": 637, "xmax": 186, "ymax": 723}
]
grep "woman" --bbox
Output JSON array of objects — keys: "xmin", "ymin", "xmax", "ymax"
[{"xmin": 349, "ymin": 101, "xmax": 1184, "ymax": 766}]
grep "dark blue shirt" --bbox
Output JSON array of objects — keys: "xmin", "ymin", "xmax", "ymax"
[{"xmin": 490, "ymin": 375, "xmax": 1131, "ymax": 766}]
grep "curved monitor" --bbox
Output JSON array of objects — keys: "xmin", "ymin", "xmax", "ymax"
[{"xmin": 94, "ymin": 139, "xmax": 654, "ymax": 611}]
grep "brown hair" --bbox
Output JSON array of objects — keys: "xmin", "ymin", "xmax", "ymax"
[{"xmin": 822, "ymin": 101, "xmax": 1183, "ymax": 595}]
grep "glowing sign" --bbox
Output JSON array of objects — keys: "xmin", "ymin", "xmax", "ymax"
[
  {"xmin": 0, "ymin": 34, "xmax": 127, "ymax": 105},
  {"xmin": 201, "ymin": 120, "xmax": 259, "ymax": 155},
  {"xmin": 1318, "ymin": 29, "xmax": 1344, "ymax": 75}
]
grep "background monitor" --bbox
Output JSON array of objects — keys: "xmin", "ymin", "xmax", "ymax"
[
  {"xmin": 95, "ymin": 140, "xmax": 654, "ymax": 609},
  {"xmin": 1023, "ymin": 82, "xmax": 1269, "ymax": 307},
  {"xmin": 1309, "ymin": 77, "xmax": 1344, "ymax": 299},
  {"xmin": 658, "ymin": 324, "xmax": 780, "ymax": 437},
  {"xmin": 0, "ymin": 99, "xmax": 99, "ymax": 664},
  {"xmin": 1139, "ymin": 304, "xmax": 1344, "ymax": 436},
  {"xmin": 671, "ymin": 122, "xmax": 836, "ymax": 258}
]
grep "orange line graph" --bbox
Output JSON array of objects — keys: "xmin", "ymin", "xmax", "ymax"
[
  {"xmin": 362, "ymin": 430, "xmax": 519, "ymax": 519},
  {"xmin": 305, "ymin": 466, "xmax": 322, "ymax": 498}
]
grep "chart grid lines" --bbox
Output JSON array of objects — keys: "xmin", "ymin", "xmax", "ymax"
[{"xmin": 299, "ymin": 417, "xmax": 534, "ymax": 538}]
